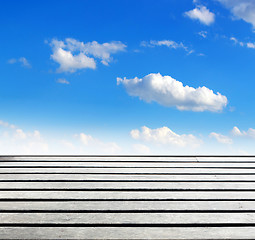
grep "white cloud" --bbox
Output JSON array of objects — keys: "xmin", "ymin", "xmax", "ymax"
[
  {"xmin": 231, "ymin": 126, "xmax": 255, "ymax": 138},
  {"xmin": 142, "ymin": 40, "xmax": 187, "ymax": 50},
  {"xmin": 140, "ymin": 40, "xmax": 195, "ymax": 54},
  {"xmin": 198, "ymin": 31, "xmax": 208, "ymax": 38},
  {"xmin": 77, "ymin": 133, "xmax": 121, "ymax": 154},
  {"xmin": 231, "ymin": 126, "xmax": 243, "ymax": 136},
  {"xmin": 0, "ymin": 120, "xmax": 48, "ymax": 154},
  {"xmin": 247, "ymin": 42, "xmax": 255, "ymax": 49},
  {"xmin": 130, "ymin": 126, "xmax": 202, "ymax": 148},
  {"xmin": 209, "ymin": 132, "xmax": 233, "ymax": 144},
  {"xmin": 218, "ymin": 0, "xmax": 255, "ymax": 28},
  {"xmin": 15, "ymin": 129, "xmax": 27, "ymax": 140},
  {"xmin": 230, "ymin": 37, "xmax": 255, "ymax": 49},
  {"xmin": 117, "ymin": 73, "xmax": 227, "ymax": 112},
  {"xmin": 132, "ymin": 144, "xmax": 151, "ymax": 154},
  {"xmin": 0, "ymin": 120, "xmax": 16, "ymax": 129},
  {"xmin": 50, "ymin": 38, "xmax": 126, "ymax": 72},
  {"xmin": 8, "ymin": 57, "xmax": 31, "ymax": 68},
  {"xmin": 57, "ymin": 78, "xmax": 70, "ymax": 84},
  {"xmin": 184, "ymin": 6, "xmax": 215, "ymax": 25}
]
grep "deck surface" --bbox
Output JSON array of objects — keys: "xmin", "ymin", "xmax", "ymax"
[{"xmin": 1, "ymin": 156, "xmax": 255, "ymax": 239}]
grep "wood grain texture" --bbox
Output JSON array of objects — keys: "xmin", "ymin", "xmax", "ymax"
[{"xmin": 1, "ymin": 156, "xmax": 255, "ymax": 239}]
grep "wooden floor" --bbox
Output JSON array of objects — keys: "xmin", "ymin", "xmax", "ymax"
[{"xmin": 1, "ymin": 156, "xmax": 255, "ymax": 239}]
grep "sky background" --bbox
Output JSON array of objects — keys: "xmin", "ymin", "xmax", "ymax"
[{"xmin": 1, "ymin": 0, "xmax": 255, "ymax": 154}]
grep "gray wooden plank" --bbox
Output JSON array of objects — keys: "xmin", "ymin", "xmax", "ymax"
[
  {"xmin": 3, "ymin": 173, "xmax": 255, "ymax": 180},
  {"xmin": 2, "ymin": 162, "xmax": 255, "ymax": 167},
  {"xmin": 2, "ymin": 182, "xmax": 255, "ymax": 189},
  {"xmin": 1, "ymin": 227, "xmax": 255, "ymax": 239},
  {"xmin": 2, "ymin": 191, "xmax": 255, "ymax": 199},
  {"xmin": 1, "ymin": 213, "xmax": 255, "ymax": 224},
  {"xmin": 2, "ymin": 168, "xmax": 255, "ymax": 173},
  {"xmin": 197, "ymin": 157, "xmax": 255, "ymax": 162},
  {"xmin": 0, "ymin": 156, "xmax": 198, "ymax": 162},
  {"xmin": 1, "ymin": 201, "xmax": 255, "ymax": 211}
]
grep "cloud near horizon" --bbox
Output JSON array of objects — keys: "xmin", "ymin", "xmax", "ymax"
[
  {"xmin": 231, "ymin": 126, "xmax": 255, "ymax": 138},
  {"xmin": 209, "ymin": 132, "xmax": 233, "ymax": 144},
  {"xmin": 130, "ymin": 126, "xmax": 202, "ymax": 148},
  {"xmin": 117, "ymin": 73, "xmax": 228, "ymax": 112}
]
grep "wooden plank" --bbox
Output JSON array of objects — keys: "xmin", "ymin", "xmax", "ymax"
[
  {"xmin": 0, "ymin": 157, "xmax": 199, "ymax": 162},
  {"xmin": 2, "ymin": 191, "xmax": 255, "ymax": 199},
  {"xmin": 3, "ymin": 173, "xmax": 255, "ymax": 180},
  {"xmin": 2, "ymin": 162, "xmax": 255, "ymax": 168},
  {"xmin": 1, "ymin": 227, "xmax": 255, "ymax": 239},
  {"xmin": 2, "ymin": 168, "xmax": 255, "ymax": 174},
  {"xmin": 1, "ymin": 213, "xmax": 255, "ymax": 224},
  {"xmin": 2, "ymin": 182, "xmax": 255, "ymax": 190},
  {"xmin": 1, "ymin": 201, "xmax": 255, "ymax": 211}
]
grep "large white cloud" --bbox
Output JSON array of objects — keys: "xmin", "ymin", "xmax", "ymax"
[
  {"xmin": 50, "ymin": 38, "xmax": 126, "ymax": 73},
  {"xmin": 117, "ymin": 73, "xmax": 227, "ymax": 112},
  {"xmin": 218, "ymin": 0, "xmax": 255, "ymax": 28},
  {"xmin": 184, "ymin": 6, "xmax": 215, "ymax": 25},
  {"xmin": 130, "ymin": 126, "xmax": 202, "ymax": 148}
]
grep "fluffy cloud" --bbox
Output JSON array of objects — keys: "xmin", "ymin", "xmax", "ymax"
[
  {"xmin": 218, "ymin": 0, "xmax": 255, "ymax": 28},
  {"xmin": 231, "ymin": 126, "xmax": 255, "ymax": 138},
  {"xmin": 130, "ymin": 126, "xmax": 202, "ymax": 148},
  {"xmin": 184, "ymin": 6, "xmax": 215, "ymax": 25},
  {"xmin": 8, "ymin": 57, "xmax": 31, "ymax": 68},
  {"xmin": 117, "ymin": 73, "xmax": 227, "ymax": 112},
  {"xmin": 50, "ymin": 38, "xmax": 126, "ymax": 72},
  {"xmin": 209, "ymin": 132, "xmax": 233, "ymax": 144}
]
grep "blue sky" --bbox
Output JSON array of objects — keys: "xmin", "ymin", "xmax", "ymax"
[{"xmin": 1, "ymin": 0, "xmax": 255, "ymax": 154}]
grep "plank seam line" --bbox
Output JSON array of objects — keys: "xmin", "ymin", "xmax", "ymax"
[
  {"xmin": 3, "ymin": 173, "xmax": 255, "ymax": 175},
  {"xmin": 4, "ymin": 166, "xmax": 255, "ymax": 169},
  {"xmin": 1, "ymin": 210, "xmax": 255, "ymax": 213},
  {"xmin": 2, "ymin": 199, "xmax": 255, "ymax": 201},
  {"xmin": 1, "ymin": 223, "xmax": 255, "ymax": 227},
  {"xmin": 1, "ymin": 189, "xmax": 255, "ymax": 191},
  {"xmin": 2, "ymin": 180, "xmax": 255, "ymax": 182}
]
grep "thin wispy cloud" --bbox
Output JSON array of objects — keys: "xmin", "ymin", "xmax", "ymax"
[
  {"xmin": 198, "ymin": 31, "xmax": 208, "ymax": 38},
  {"xmin": 140, "ymin": 40, "xmax": 194, "ymax": 54},
  {"xmin": 209, "ymin": 132, "xmax": 233, "ymax": 144},
  {"xmin": 8, "ymin": 57, "xmax": 31, "ymax": 68},
  {"xmin": 230, "ymin": 37, "xmax": 255, "ymax": 49},
  {"xmin": 117, "ymin": 73, "xmax": 228, "ymax": 112},
  {"xmin": 56, "ymin": 78, "xmax": 70, "ymax": 84}
]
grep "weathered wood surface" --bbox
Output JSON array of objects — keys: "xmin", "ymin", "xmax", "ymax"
[{"xmin": 1, "ymin": 156, "xmax": 255, "ymax": 239}]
